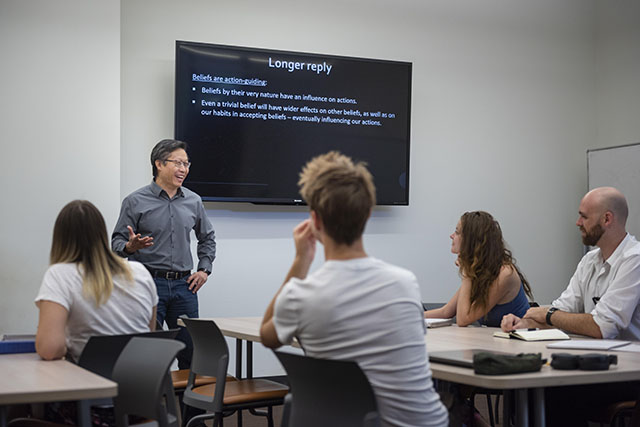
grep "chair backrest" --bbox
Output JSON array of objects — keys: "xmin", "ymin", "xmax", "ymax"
[
  {"xmin": 181, "ymin": 318, "xmax": 230, "ymax": 411},
  {"xmin": 78, "ymin": 329, "xmax": 180, "ymax": 379},
  {"xmin": 112, "ymin": 337, "xmax": 185, "ymax": 427},
  {"xmin": 274, "ymin": 351, "xmax": 380, "ymax": 427}
]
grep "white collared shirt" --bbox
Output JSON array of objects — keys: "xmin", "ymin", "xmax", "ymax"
[{"xmin": 553, "ymin": 233, "xmax": 640, "ymax": 340}]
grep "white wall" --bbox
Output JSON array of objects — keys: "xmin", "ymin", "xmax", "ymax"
[
  {"xmin": 0, "ymin": 0, "xmax": 120, "ymax": 333},
  {"xmin": 595, "ymin": 0, "xmax": 640, "ymax": 147},
  {"xmin": 2, "ymin": 0, "xmax": 638, "ymax": 377},
  {"xmin": 121, "ymin": 0, "xmax": 595, "ymax": 375}
]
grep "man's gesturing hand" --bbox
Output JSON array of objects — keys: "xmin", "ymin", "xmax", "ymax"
[{"xmin": 125, "ymin": 225, "xmax": 154, "ymax": 253}]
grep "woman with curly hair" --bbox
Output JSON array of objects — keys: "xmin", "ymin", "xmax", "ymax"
[{"xmin": 424, "ymin": 211, "xmax": 533, "ymax": 327}]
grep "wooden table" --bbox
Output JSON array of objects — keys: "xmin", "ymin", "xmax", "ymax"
[
  {"xmin": 424, "ymin": 325, "xmax": 640, "ymax": 427},
  {"xmin": 195, "ymin": 318, "xmax": 640, "ymax": 427},
  {"xmin": 0, "ymin": 353, "xmax": 117, "ymax": 427}
]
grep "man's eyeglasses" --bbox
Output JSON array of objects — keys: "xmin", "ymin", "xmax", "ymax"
[{"xmin": 165, "ymin": 159, "xmax": 191, "ymax": 169}]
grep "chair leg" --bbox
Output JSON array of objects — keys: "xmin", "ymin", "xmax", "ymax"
[
  {"xmin": 267, "ymin": 406, "xmax": 274, "ymax": 427},
  {"xmin": 185, "ymin": 413, "xmax": 215, "ymax": 427},
  {"xmin": 486, "ymin": 395, "xmax": 495, "ymax": 427},
  {"xmin": 213, "ymin": 413, "xmax": 223, "ymax": 427}
]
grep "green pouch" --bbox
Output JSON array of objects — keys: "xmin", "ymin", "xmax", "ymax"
[{"xmin": 473, "ymin": 352, "xmax": 544, "ymax": 375}]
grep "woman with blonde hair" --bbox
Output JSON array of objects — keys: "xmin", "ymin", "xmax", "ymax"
[
  {"xmin": 425, "ymin": 211, "xmax": 532, "ymax": 327},
  {"xmin": 35, "ymin": 200, "xmax": 158, "ymax": 361}
]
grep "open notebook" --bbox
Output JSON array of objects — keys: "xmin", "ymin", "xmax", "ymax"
[{"xmin": 493, "ymin": 328, "xmax": 570, "ymax": 341}]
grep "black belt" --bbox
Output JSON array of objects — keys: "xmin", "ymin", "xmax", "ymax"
[{"xmin": 147, "ymin": 269, "xmax": 191, "ymax": 280}]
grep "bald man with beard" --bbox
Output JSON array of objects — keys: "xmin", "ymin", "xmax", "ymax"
[{"xmin": 501, "ymin": 187, "xmax": 640, "ymax": 427}]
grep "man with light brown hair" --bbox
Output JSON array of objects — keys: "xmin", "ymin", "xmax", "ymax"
[{"xmin": 261, "ymin": 151, "xmax": 448, "ymax": 427}]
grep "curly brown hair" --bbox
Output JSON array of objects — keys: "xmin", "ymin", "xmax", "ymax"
[
  {"xmin": 298, "ymin": 151, "xmax": 376, "ymax": 245},
  {"xmin": 458, "ymin": 211, "xmax": 532, "ymax": 312}
]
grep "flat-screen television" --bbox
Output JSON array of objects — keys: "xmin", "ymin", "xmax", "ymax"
[{"xmin": 175, "ymin": 41, "xmax": 412, "ymax": 205}]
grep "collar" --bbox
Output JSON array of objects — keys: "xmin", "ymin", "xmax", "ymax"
[
  {"xmin": 600, "ymin": 233, "xmax": 630, "ymax": 267},
  {"xmin": 150, "ymin": 180, "xmax": 184, "ymax": 199}
]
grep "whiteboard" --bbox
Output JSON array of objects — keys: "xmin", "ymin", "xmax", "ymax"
[{"xmin": 587, "ymin": 142, "xmax": 640, "ymax": 239}]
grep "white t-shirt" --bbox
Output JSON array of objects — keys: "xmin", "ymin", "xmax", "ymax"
[
  {"xmin": 35, "ymin": 261, "xmax": 158, "ymax": 362},
  {"xmin": 273, "ymin": 257, "xmax": 448, "ymax": 427},
  {"xmin": 552, "ymin": 233, "xmax": 640, "ymax": 340}
]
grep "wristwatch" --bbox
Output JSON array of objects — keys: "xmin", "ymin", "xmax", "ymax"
[
  {"xmin": 546, "ymin": 307, "xmax": 559, "ymax": 326},
  {"xmin": 198, "ymin": 268, "xmax": 211, "ymax": 276}
]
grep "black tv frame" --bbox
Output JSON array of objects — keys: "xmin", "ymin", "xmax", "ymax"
[{"xmin": 175, "ymin": 41, "xmax": 412, "ymax": 206}]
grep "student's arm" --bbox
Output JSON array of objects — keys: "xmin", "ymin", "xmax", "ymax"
[
  {"xmin": 456, "ymin": 265, "xmax": 515, "ymax": 326},
  {"xmin": 523, "ymin": 307, "xmax": 602, "ymax": 338},
  {"xmin": 424, "ymin": 289, "xmax": 459, "ymax": 319},
  {"xmin": 35, "ymin": 301, "xmax": 69, "ymax": 360},
  {"xmin": 260, "ymin": 219, "xmax": 316, "ymax": 348},
  {"xmin": 501, "ymin": 313, "xmax": 546, "ymax": 331}
]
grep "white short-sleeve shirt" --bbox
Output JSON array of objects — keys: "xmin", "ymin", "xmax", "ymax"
[
  {"xmin": 35, "ymin": 261, "xmax": 159, "ymax": 362},
  {"xmin": 273, "ymin": 257, "xmax": 448, "ymax": 427}
]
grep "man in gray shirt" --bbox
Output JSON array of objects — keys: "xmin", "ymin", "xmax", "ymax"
[{"xmin": 112, "ymin": 139, "xmax": 216, "ymax": 369}]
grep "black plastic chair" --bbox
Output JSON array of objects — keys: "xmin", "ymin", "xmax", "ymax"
[
  {"xmin": 181, "ymin": 318, "xmax": 289, "ymax": 427},
  {"xmin": 78, "ymin": 329, "xmax": 180, "ymax": 379},
  {"xmin": 8, "ymin": 335, "xmax": 185, "ymax": 427},
  {"xmin": 76, "ymin": 328, "xmax": 182, "ymax": 424},
  {"xmin": 274, "ymin": 351, "xmax": 380, "ymax": 427},
  {"xmin": 154, "ymin": 321, "xmax": 227, "ymax": 396},
  {"xmin": 112, "ymin": 337, "xmax": 185, "ymax": 427},
  {"xmin": 587, "ymin": 398, "xmax": 639, "ymax": 427}
]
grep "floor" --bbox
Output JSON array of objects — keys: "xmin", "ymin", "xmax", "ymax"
[
  {"xmin": 208, "ymin": 407, "xmax": 284, "ymax": 427},
  {"xmin": 184, "ymin": 391, "xmax": 623, "ymax": 427}
]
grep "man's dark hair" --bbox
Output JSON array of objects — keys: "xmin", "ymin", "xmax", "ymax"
[{"xmin": 150, "ymin": 139, "xmax": 188, "ymax": 178}]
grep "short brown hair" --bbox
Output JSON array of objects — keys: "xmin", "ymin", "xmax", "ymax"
[{"xmin": 298, "ymin": 151, "xmax": 376, "ymax": 245}]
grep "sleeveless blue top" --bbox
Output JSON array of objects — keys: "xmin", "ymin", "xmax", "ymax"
[{"xmin": 480, "ymin": 284, "xmax": 530, "ymax": 327}]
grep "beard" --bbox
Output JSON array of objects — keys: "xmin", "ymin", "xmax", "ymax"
[{"xmin": 581, "ymin": 223, "xmax": 604, "ymax": 246}]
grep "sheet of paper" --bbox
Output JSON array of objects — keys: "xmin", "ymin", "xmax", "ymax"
[
  {"xmin": 546, "ymin": 339, "xmax": 630, "ymax": 350},
  {"xmin": 615, "ymin": 343, "xmax": 640, "ymax": 353}
]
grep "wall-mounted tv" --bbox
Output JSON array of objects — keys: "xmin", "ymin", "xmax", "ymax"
[{"xmin": 175, "ymin": 41, "xmax": 412, "ymax": 205}]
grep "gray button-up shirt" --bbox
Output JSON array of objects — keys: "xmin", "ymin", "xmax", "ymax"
[{"xmin": 112, "ymin": 181, "xmax": 216, "ymax": 273}]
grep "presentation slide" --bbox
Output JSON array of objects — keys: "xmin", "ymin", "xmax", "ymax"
[{"xmin": 175, "ymin": 41, "xmax": 412, "ymax": 204}]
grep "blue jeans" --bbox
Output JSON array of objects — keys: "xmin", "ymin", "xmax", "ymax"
[{"xmin": 154, "ymin": 277, "xmax": 198, "ymax": 370}]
